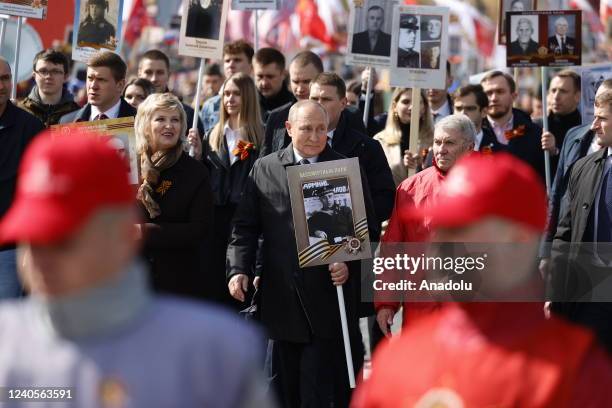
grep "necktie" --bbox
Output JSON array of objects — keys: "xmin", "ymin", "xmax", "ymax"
[
  {"xmin": 298, "ymin": 159, "xmax": 310, "ymax": 165},
  {"xmin": 597, "ymin": 158, "xmax": 612, "ymax": 244},
  {"xmin": 95, "ymin": 113, "xmax": 108, "ymax": 121},
  {"xmin": 561, "ymin": 37, "xmax": 566, "ymax": 53}
]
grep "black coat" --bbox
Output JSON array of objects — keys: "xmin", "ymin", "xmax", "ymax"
[
  {"xmin": 351, "ymin": 30, "xmax": 392, "ymax": 56},
  {"xmin": 547, "ymin": 36, "xmax": 576, "ymax": 54},
  {"xmin": 227, "ymin": 144, "xmax": 379, "ymax": 342},
  {"xmin": 58, "ymin": 98, "xmax": 137, "ymax": 123},
  {"xmin": 259, "ymin": 87, "xmax": 296, "ymax": 123},
  {"xmin": 508, "ymin": 39, "xmax": 539, "ymax": 56},
  {"xmin": 139, "ymin": 152, "xmax": 214, "ymax": 299},
  {"xmin": 482, "ymin": 108, "xmax": 545, "ymax": 181}
]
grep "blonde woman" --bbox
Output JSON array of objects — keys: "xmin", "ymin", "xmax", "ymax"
[
  {"xmin": 135, "ymin": 93, "xmax": 213, "ymax": 299},
  {"xmin": 203, "ymin": 72, "xmax": 263, "ymax": 308},
  {"xmin": 374, "ymin": 88, "xmax": 434, "ymax": 186}
]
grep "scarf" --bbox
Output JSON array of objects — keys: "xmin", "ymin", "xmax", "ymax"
[{"xmin": 137, "ymin": 143, "xmax": 183, "ymax": 218}]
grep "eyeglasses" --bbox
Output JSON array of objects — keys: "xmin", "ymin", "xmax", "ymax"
[{"xmin": 35, "ymin": 69, "xmax": 65, "ymax": 77}]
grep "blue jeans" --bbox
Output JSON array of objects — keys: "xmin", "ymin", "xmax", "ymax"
[{"xmin": 0, "ymin": 249, "xmax": 21, "ymax": 299}]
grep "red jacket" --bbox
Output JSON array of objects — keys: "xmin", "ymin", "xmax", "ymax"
[
  {"xmin": 352, "ymin": 303, "xmax": 612, "ymax": 407},
  {"xmin": 375, "ymin": 166, "xmax": 446, "ymax": 323}
]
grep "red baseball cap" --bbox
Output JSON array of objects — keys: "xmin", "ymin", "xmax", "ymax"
[
  {"xmin": 0, "ymin": 129, "xmax": 134, "ymax": 244},
  {"xmin": 409, "ymin": 153, "xmax": 547, "ymax": 231}
]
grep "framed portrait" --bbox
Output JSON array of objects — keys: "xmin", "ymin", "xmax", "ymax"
[
  {"xmin": 0, "ymin": 0, "xmax": 47, "ymax": 19},
  {"xmin": 231, "ymin": 0, "xmax": 278, "ymax": 10},
  {"xmin": 51, "ymin": 117, "xmax": 139, "ymax": 185},
  {"xmin": 580, "ymin": 63, "xmax": 612, "ymax": 125},
  {"xmin": 178, "ymin": 0, "xmax": 229, "ymax": 60},
  {"xmin": 71, "ymin": 0, "xmax": 124, "ymax": 63},
  {"xmin": 498, "ymin": 0, "xmax": 537, "ymax": 45},
  {"xmin": 389, "ymin": 5, "xmax": 450, "ymax": 89},
  {"xmin": 287, "ymin": 158, "xmax": 372, "ymax": 268},
  {"xmin": 346, "ymin": 0, "xmax": 398, "ymax": 69},
  {"xmin": 506, "ymin": 10, "xmax": 581, "ymax": 68}
]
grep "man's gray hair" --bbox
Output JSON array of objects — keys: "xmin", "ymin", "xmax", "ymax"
[
  {"xmin": 555, "ymin": 17, "xmax": 568, "ymax": 27},
  {"xmin": 516, "ymin": 17, "xmax": 533, "ymax": 31},
  {"xmin": 288, "ymin": 99, "xmax": 329, "ymax": 124},
  {"xmin": 435, "ymin": 114, "xmax": 476, "ymax": 144}
]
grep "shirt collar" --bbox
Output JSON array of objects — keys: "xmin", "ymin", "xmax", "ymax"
[
  {"xmin": 293, "ymin": 148, "xmax": 318, "ymax": 164},
  {"xmin": 474, "ymin": 129, "xmax": 483, "ymax": 151},
  {"xmin": 90, "ymin": 99, "xmax": 121, "ymax": 121},
  {"xmin": 432, "ymin": 99, "xmax": 451, "ymax": 116}
]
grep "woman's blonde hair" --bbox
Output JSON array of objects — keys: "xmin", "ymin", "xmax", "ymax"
[
  {"xmin": 378, "ymin": 88, "xmax": 433, "ymax": 147},
  {"xmin": 208, "ymin": 73, "xmax": 264, "ymax": 152},
  {"xmin": 135, "ymin": 92, "xmax": 187, "ymax": 154}
]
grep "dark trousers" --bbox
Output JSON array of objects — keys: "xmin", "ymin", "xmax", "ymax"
[{"xmin": 271, "ymin": 335, "xmax": 363, "ymax": 408}]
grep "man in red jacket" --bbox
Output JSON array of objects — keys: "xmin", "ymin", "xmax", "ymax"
[
  {"xmin": 353, "ymin": 153, "xmax": 612, "ymax": 407},
  {"xmin": 375, "ymin": 114, "xmax": 475, "ymax": 334}
]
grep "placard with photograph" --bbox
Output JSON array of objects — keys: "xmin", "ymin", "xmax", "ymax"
[
  {"xmin": 346, "ymin": 0, "xmax": 398, "ymax": 69},
  {"xmin": 506, "ymin": 10, "xmax": 581, "ymax": 68},
  {"xmin": 389, "ymin": 5, "xmax": 450, "ymax": 89},
  {"xmin": 231, "ymin": 0, "xmax": 278, "ymax": 10},
  {"xmin": 287, "ymin": 158, "xmax": 372, "ymax": 268},
  {"xmin": 72, "ymin": 0, "xmax": 124, "ymax": 63},
  {"xmin": 0, "ymin": 0, "xmax": 47, "ymax": 19},
  {"xmin": 580, "ymin": 63, "xmax": 612, "ymax": 125},
  {"xmin": 51, "ymin": 117, "xmax": 138, "ymax": 184},
  {"xmin": 498, "ymin": 0, "xmax": 537, "ymax": 45},
  {"xmin": 178, "ymin": 0, "xmax": 229, "ymax": 60}
]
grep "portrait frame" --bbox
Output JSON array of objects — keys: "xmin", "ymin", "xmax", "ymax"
[
  {"xmin": 51, "ymin": 117, "xmax": 139, "ymax": 185},
  {"xmin": 230, "ymin": 0, "xmax": 278, "ymax": 10},
  {"xmin": 346, "ymin": 0, "xmax": 398, "ymax": 69},
  {"xmin": 0, "ymin": 0, "xmax": 47, "ymax": 19},
  {"xmin": 178, "ymin": 0, "xmax": 229, "ymax": 60},
  {"xmin": 287, "ymin": 158, "xmax": 372, "ymax": 268},
  {"xmin": 506, "ymin": 10, "xmax": 581, "ymax": 68},
  {"xmin": 498, "ymin": 0, "xmax": 537, "ymax": 45},
  {"xmin": 71, "ymin": 0, "xmax": 124, "ymax": 63},
  {"xmin": 389, "ymin": 5, "xmax": 450, "ymax": 89}
]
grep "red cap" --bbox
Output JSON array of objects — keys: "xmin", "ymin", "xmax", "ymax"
[
  {"xmin": 410, "ymin": 153, "xmax": 547, "ymax": 231},
  {"xmin": 0, "ymin": 129, "xmax": 134, "ymax": 244}
]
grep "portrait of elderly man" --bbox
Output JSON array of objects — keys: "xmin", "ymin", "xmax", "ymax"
[
  {"xmin": 77, "ymin": 0, "xmax": 116, "ymax": 47},
  {"xmin": 397, "ymin": 15, "xmax": 420, "ymax": 68},
  {"xmin": 352, "ymin": 5, "xmax": 392, "ymax": 57},
  {"xmin": 547, "ymin": 16, "xmax": 576, "ymax": 55},
  {"xmin": 307, "ymin": 186, "xmax": 355, "ymax": 245},
  {"xmin": 509, "ymin": 17, "xmax": 539, "ymax": 56}
]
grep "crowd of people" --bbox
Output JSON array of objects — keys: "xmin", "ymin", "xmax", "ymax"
[{"xmin": 0, "ymin": 35, "xmax": 611, "ymax": 406}]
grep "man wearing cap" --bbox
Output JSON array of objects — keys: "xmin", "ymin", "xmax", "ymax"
[
  {"xmin": 0, "ymin": 57, "xmax": 44, "ymax": 299},
  {"xmin": 0, "ymin": 130, "xmax": 274, "ymax": 407},
  {"xmin": 307, "ymin": 186, "xmax": 355, "ymax": 245},
  {"xmin": 77, "ymin": 0, "xmax": 116, "ymax": 47},
  {"xmin": 353, "ymin": 153, "xmax": 612, "ymax": 407},
  {"xmin": 375, "ymin": 115, "xmax": 475, "ymax": 334},
  {"xmin": 397, "ymin": 15, "xmax": 420, "ymax": 69}
]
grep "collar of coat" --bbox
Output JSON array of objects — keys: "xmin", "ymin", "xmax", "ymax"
[{"xmin": 278, "ymin": 143, "xmax": 342, "ymax": 166}]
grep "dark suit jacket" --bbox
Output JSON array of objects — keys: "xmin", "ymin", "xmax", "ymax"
[
  {"xmin": 58, "ymin": 98, "xmax": 137, "ymax": 123},
  {"xmin": 509, "ymin": 39, "xmax": 539, "ymax": 56},
  {"xmin": 547, "ymin": 35, "xmax": 576, "ymax": 54},
  {"xmin": 227, "ymin": 144, "xmax": 379, "ymax": 342},
  {"xmin": 351, "ymin": 30, "xmax": 391, "ymax": 56},
  {"xmin": 139, "ymin": 152, "xmax": 214, "ymax": 299}
]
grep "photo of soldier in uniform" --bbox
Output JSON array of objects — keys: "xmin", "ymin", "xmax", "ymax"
[
  {"xmin": 350, "ymin": 1, "xmax": 394, "ymax": 57},
  {"xmin": 547, "ymin": 15, "xmax": 576, "ymax": 55},
  {"xmin": 304, "ymin": 180, "xmax": 355, "ymax": 245},
  {"xmin": 77, "ymin": 0, "xmax": 117, "ymax": 49},
  {"xmin": 186, "ymin": 0, "xmax": 223, "ymax": 40},
  {"xmin": 397, "ymin": 14, "xmax": 420, "ymax": 68},
  {"xmin": 508, "ymin": 15, "xmax": 539, "ymax": 56}
]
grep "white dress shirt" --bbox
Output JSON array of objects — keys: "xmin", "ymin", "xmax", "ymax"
[
  {"xmin": 293, "ymin": 148, "xmax": 318, "ymax": 164},
  {"xmin": 474, "ymin": 130, "xmax": 483, "ymax": 151},
  {"xmin": 90, "ymin": 99, "xmax": 122, "ymax": 121},
  {"xmin": 432, "ymin": 99, "xmax": 451, "ymax": 124},
  {"xmin": 487, "ymin": 115, "xmax": 514, "ymax": 145},
  {"xmin": 224, "ymin": 123, "xmax": 240, "ymax": 165}
]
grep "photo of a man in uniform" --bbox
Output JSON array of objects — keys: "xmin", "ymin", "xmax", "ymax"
[
  {"xmin": 397, "ymin": 14, "xmax": 420, "ymax": 68},
  {"xmin": 185, "ymin": 0, "xmax": 222, "ymax": 40},
  {"xmin": 547, "ymin": 16, "xmax": 576, "ymax": 55},
  {"xmin": 508, "ymin": 16, "xmax": 539, "ymax": 56},
  {"xmin": 307, "ymin": 186, "xmax": 355, "ymax": 245},
  {"xmin": 77, "ymin": 0, "xmax": 116, "ymax": 48},
  {"xmin": 351, "ymin": 5, "xmax": 392, "ymax": 57}
]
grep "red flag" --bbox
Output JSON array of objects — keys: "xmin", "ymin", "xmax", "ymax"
[
  {"xmin": 296, "ymin": 0, "xmax": 335, "ymax": 49},
  {"xmin": 124, "ymin": 0, "xmax": 156, "ymax": 47}
]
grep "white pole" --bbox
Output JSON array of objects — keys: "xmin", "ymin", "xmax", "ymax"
[
  {"xmin": 11, "ymin": 17, "xmax": 22, "ymax": 100},
  {"xmin": 0, "ymin": 17, "xmax": 7, "ymax": 53},
  {"xmin": 254, "ymin": 10, "xmax": 259, "ymax": 52},
  {"xmin": 337, "ymin": 285, "xmax": 356, "ymax": 388},
  {"xmin": 362, "ymin": 66, "xmax": 373, "ymax": 127},
  {"xmin": 540, "ymin": 67, "xmax": 551, "ymax": 194},
  {"xmin": 190, "ymin": 58, "xmax": 206, "ymax": 157}
]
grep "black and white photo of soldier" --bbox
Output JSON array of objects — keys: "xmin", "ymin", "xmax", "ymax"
[
  {"xmin": 186, "ymin": 0, "xmax": 222, "ymax": 40},
  {"xmin": 306, "ymin": 184, "xmax": 355, "ymax": 245},
  {"xmin": 397, "ymin": 14, "xmax": 420, "ymax": 68},
  {"xmin": 77, "ymin": 0, "xmax": 116, "ymax": 47},
  {"xmin": 351, "ymin": 4, "xmax": 392, "ymax": 57}
]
